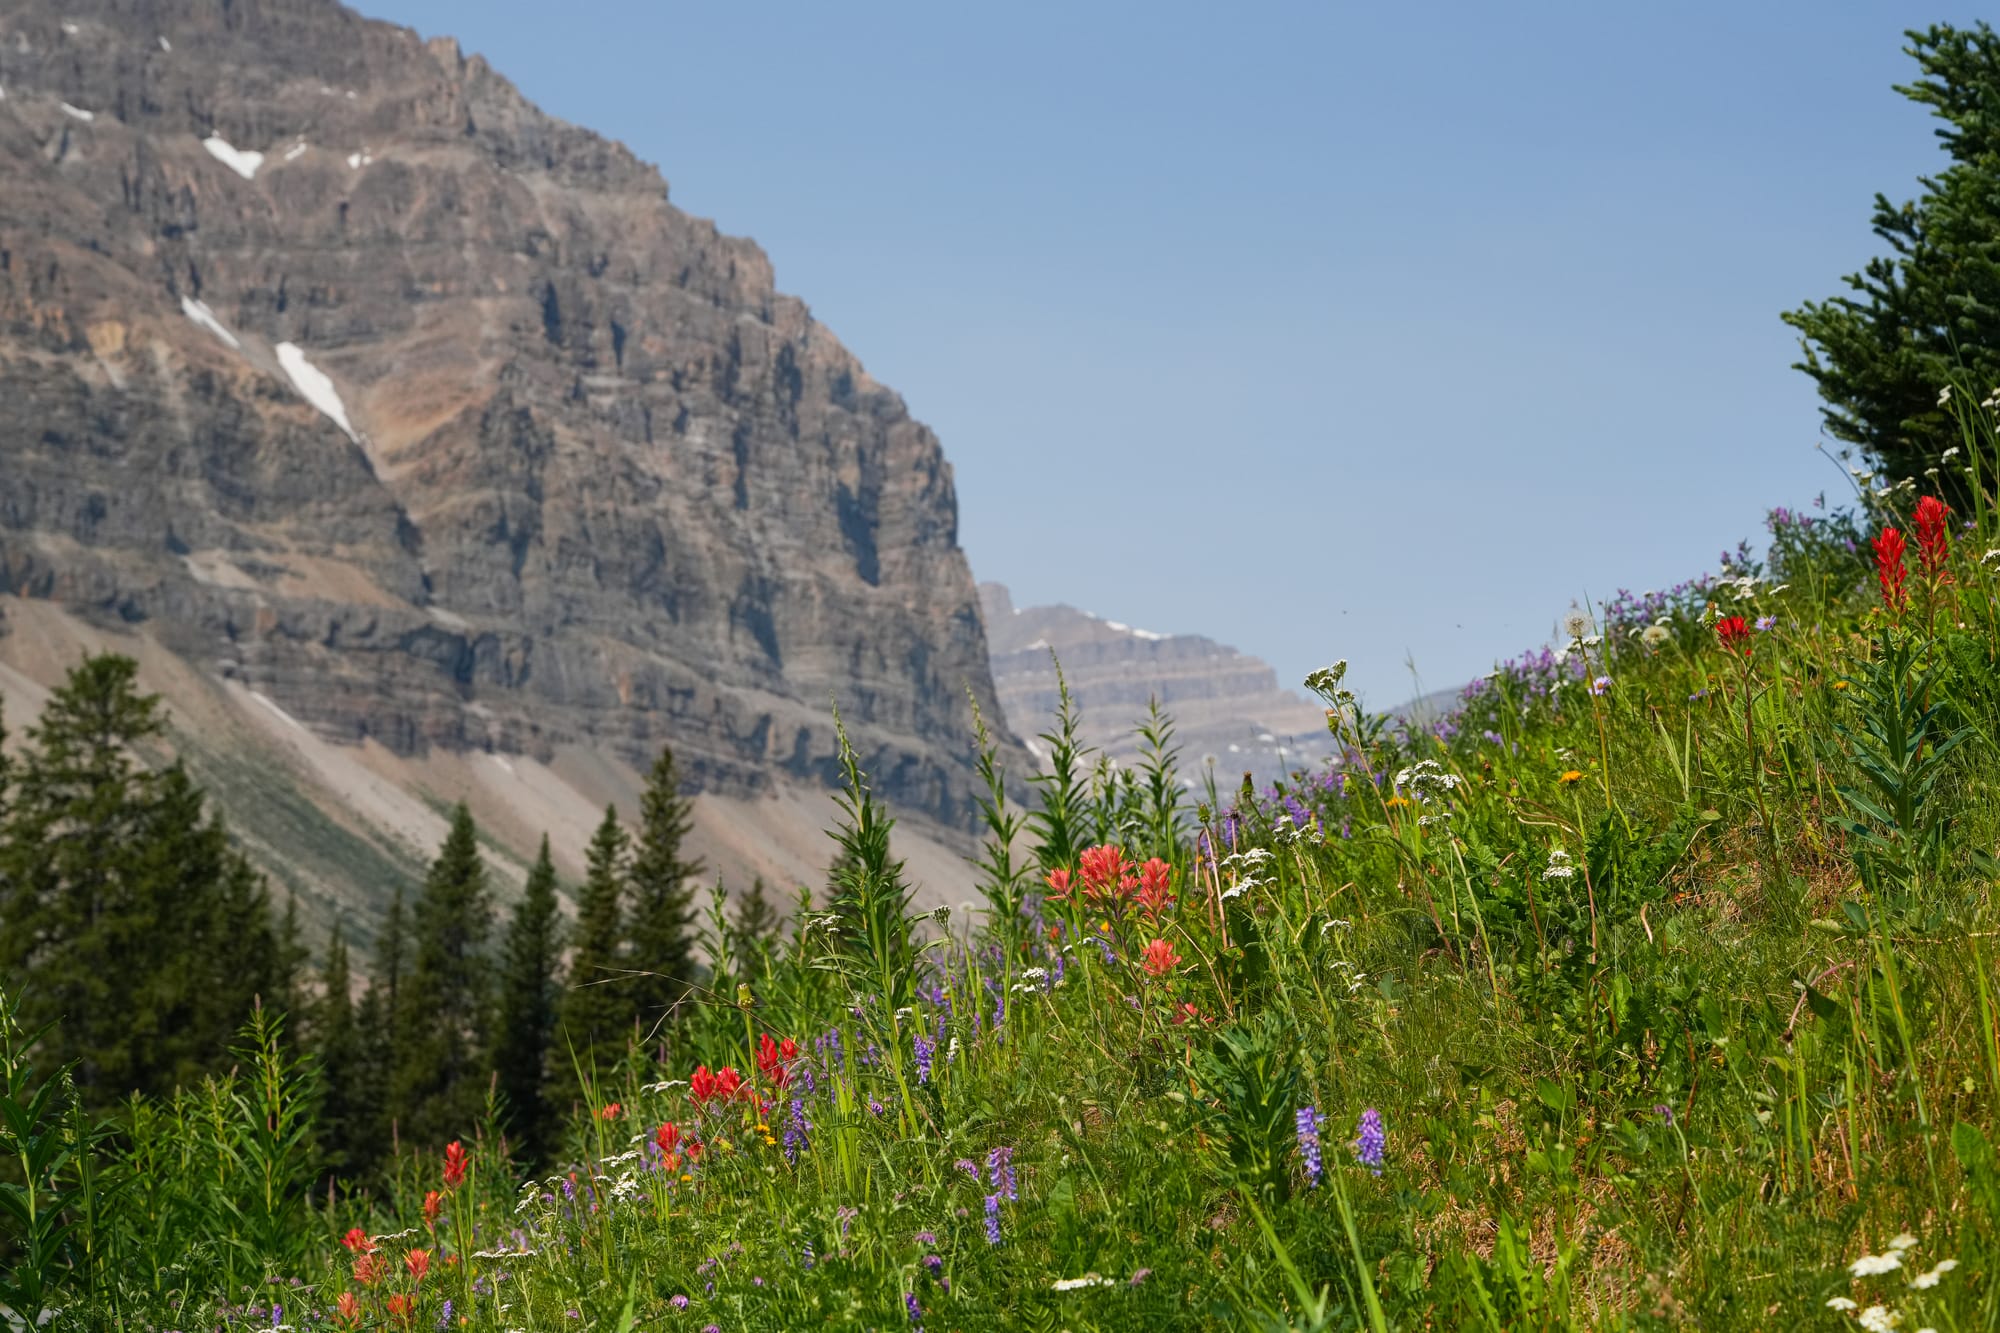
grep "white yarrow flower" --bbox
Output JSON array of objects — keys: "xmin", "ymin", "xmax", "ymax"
[
  {"xmin": 1887, "ymin": 1233, "xmax": 1918, "ymax": 1252},
  {"xmin": 1938, "ymin": 384, "xmax": 1953, "ymax": 406},
  {"xmin": 1908, "ymin": 1258, "xmax": 1957, "ymax": 1289},
  {"xmin": 1857, "ymin": 1305, "xmax": 1900, "ymax": 1332},
  {"xmin": 1849, "ymin": 1251, "xmax": 1903, "ymax": 1277},
  {"xmin": 1826, "ymin": 1296, "xmax": 1858, "ymax": 1311}
]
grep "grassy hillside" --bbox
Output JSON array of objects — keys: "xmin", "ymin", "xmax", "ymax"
[{"xmin": 6, "ymin": 416, "xmax": 2000, "ymax": 1331}]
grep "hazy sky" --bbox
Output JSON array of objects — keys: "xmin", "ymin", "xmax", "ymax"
[{"xmin": 362, "ymin": 0, "xmax": 1981, "ymax": 708}]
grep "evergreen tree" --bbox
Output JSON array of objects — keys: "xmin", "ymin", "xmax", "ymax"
[
  {"xmin": 274, "ymin": 895, "xmax": 311, "ymax": 1020},
  {"xmin": 492, "ymin": 837, "xmax": 563, "ymax": 1166},
  {"xmin": 557, "ymin": 806, "xmax": 632, "ymax": 1098},
  {"xmin": 0, "ymin": 655, "xmax": 273, "ymax": 1103},
  {"xmin": 728, "ymin": 876, "xmax": 783, "ymax": 961},
  {"xmin": 312, "ymin": 926, "xmax": 368, "ymax": 1184},
  {"xmin": 1784, "ymin": 22, "xmax": 2000, "ymax": 492},
  {"xmin": 625, "ymin": 747, "xmax": 705, "ymax": 1033},
  {"xmin": 391, "ymin": 805, "xmax": 494, "ymax": 1148},
  {"xmin": 356, "ymin": 886, "xmax": 406, "ymax": 1150}
]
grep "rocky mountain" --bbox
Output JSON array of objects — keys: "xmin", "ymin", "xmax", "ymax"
[
  {"xmin": 0, "ymin": 0, "xmax": 1020, "ymax": 945},
  {"xmin": 979, "ymin": 584, "xmax": 1336, "ymax": 793}
]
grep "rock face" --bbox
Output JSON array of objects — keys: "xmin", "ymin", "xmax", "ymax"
[
  {"xmin": 0, "ymin": 0, "xmax": 1018, "ymax": 933},
  {"xmin": 979, "ymin": 584, "xmax": 1336, "ymax": 791}
]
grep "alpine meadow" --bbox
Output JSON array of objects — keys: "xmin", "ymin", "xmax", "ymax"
[{"xmin": 11, "ymin": 14, "xmax": 2000, "ymax": 1333}]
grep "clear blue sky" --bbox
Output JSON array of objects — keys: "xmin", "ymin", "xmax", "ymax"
[{"xmin": 361, "ymin": 0, "xmax": 1982, "ymax": 709}]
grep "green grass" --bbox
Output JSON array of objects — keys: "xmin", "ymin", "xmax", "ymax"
[{"xmin": 7, "ymin": 407, "xmax": 2000, "ymax": 1331}]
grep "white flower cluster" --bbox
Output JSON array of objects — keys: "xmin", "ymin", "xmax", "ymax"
[
  {"xmin": 1051, "ymin": 1274, "xmax": 1117, "ymax": 1292},
  {"xmin": 1304, "ymin": 661, "xmax": 1357, "ymax": 716},
  {"xmin": 1395, "ymin": 760, "xmax": 1462, "ymax": 803},
  {"xmin": 1542, "ymin": 848, "xmax": 1577, "ymax": 881}
]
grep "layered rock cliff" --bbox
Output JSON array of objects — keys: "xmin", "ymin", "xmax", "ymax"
[
  {"xmin": 0, "ymin": 0, "xmax": 1017, "ymax": 936},
  {"xmin": 979, "ymin": 584, "xmax": 1336, "ymax": 791}
]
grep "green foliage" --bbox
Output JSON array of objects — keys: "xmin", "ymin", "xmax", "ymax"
[
  {"xmin": 626, "ymin": 745, "xmax": 706, "ymax": 1034},
  {"xmin": 392, "ymin": 803, "xmax": 494, "ymax": 1148},
  {"xmin": 492, "ymin": 837, "xmax": 563, "ymax": 1166},
  {"xmin": 559, "ymin": 806, "xmax": 633, "ymax": 1096},
  {"xmin": 1783, "ymin": 22, "xmax": 2000, "ymax": 493},
  {"xmin": 0, "ymin": 989, "xmax": 94, "ymax": 1323}
]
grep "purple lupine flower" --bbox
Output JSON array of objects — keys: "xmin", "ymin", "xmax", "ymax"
[
  {"xmin": 837, "ymin": 1205, "xmax": 859, "ymax": 1236},
  {"xmin": 1295, "ymin": 1106, "xmax": 1324, "ymax": 1187},
  {"xmin": 868, "ymin": 1096, "xmax": 885, "ymax": 1116},
  {"xmin": 1654, "ymin": 1103, "xmax": 1674, "ymax": 1127},
  {"xmin": 671, "ymin": 1295, "xmax": 689, "ymax": 1309},
  {"xmin": 922, "ymin": 1254, "xmax": 942, "ymax": 1276},
  {"xmin": 784, "ymin": 1097, "xmax": 811, "ymax": 1165},
  {"xmin": 905, "ymin": 1291, "xmax": 923, "ymax": 1327},
  {"xmin": 984, "ymin": 1193, "xmax": 1002, "ymax": 1244},
  {"xmin": 913, "ymin": 1035, "xmax": 935, "ymax": 1085},
  {"xmin": 436, "ymin": 1300, "xmax": 453, "ymax": 1329},
  {"xmin": 987, "ymin": 1145, "xmax": 1016, "ymax": 1201},
  {"xmin": 271, "ymin": 1306, "xmax": 282, "ymax": 1328},
  {"xmin": 954, "ymin": 1158, "xmax": 979, "ymax": 1178},
  {"xmin": 1354, "ymin": 1108, "xmax": 1385, "ymax": 1175},
  {"xmin": 801, "ymin": 1242, "xmax": 816, "ymax": 1269}
]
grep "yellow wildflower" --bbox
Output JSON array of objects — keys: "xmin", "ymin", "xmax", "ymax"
[{"xmin": 1558, "ymin": 770, "xmax": 1584, "ymax": 785}]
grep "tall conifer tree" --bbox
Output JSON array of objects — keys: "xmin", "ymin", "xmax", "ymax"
[
  {"xmin": 392, "ymin": 805, "xmax": 494, "ymax": 1147},
  {"xmin": 557, "ymin": 807, "xmax": 631, "ymax": 1099},
  {"xmin": 626, "ymin": 747, "xmax": 705, "ymax": 1033},
  {"xmin": 313, "ymin": 926, "xmax": 368, "ymax": 1183},
  {"xmin": 493, "ymin": 837, "xmax": 563, "ymax": 1165}
]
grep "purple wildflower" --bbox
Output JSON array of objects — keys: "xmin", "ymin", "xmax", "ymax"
[
  {"xmin": 1296, "ymin": 1106, "xmax": 1325, "ymax": 1187},
  {"xmin": 1354, "ymin": 1108, "xmax": 1385, "ymax": 1175},
  {"xmin": 954, "ymin": 1158, "xmax": 979, "ymax": 1179},
  {"xmin": 906, "ymin": 1291, "xmax": 923, "ymax": 1327},
  {"xmin": 1654, "ymin": 1103, "xmax": 1674, "ymax": 1127},
  {"xmin": 922, "ymin": 1254, "xmax": 942, "ymax": 1276},
  {"xmin": 671, "ymin": 1295, "xmax": 689, "ymax": 1309},
  {"xmin": 436, "ymin": 1301, "xmax": 452, "ymax": 1329},
  {"xmin": 984, "ymin": 1193, "xmax": 1002, "ymax": 1245},
  {"xmin": 784, "ymin": 1097, "xmax": 811, "ymax": 1165},
  {"xmin": 1755, "ymin": 616, "xmax": 1777, "ymax": 632},
  {"xmin": 1589, "ymin": 676, "xmax": 1612, "ymax": 696},
  {"xmin": 987, "ymin": 1145, "xmax": 1016, "ymax": 1201},
  {"xmin": 913, "ymin": 1035, "xmax": 935, "ymax": 1085}
]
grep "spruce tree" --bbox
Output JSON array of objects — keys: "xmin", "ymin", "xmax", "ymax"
[
  {"xmin": 493, "ymin": 836, "xmax": 563, "ymax": 1166},
  {"xmin": 625, "ymin": 747, "xmax": 705, "ymax": 1033},
  {"xmin": 0, "ymin": 655, "xmax": 274, "ymax": 1102},
  {"xmin": 1784, "ymin": 22, "xmax": 2000, "ymax": 492},
  {"xmin": 357, "ymin": 886, "xmax": 406, "ymax": 1149},
  {"xmin": 313, "ymin": 926, "xmax": 368, "ymax": 1184},
  {"xmin": 557, "ymin": 806, "xmax": 632, "ymax": 1099},
  {"xmin": 391, "ymin": 805, "xmax": 494, "ymax": 1148},
  {"xmin": 274, "ymin": 895, "xmax": 311, "ymax": 1020},
  {"xmin": 728, "ymin": 876, "xmax": 783, "ymax": 961}
]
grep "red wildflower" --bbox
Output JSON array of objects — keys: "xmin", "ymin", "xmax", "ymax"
[
  {"xmin": 341, "ymin": 1226, "xmax": 376, "ymax": 1254},
  {"xmin": 441, "ymin": 1140, "xmax": 469, "ymax": 1189},
  {"xmin": 385, "ymin": 1293, "xmax": 414, "ymax": 1327},
  {"xmin": 599, "ymin": 1102, "xmax": 622, "ymax": 1121},
  {"xmin": 686, "ymin": 1138, "xmax": 705, "ymax": 1161},
  {"xmin": 352, "ymin": 1252, "xmax": 386, "ymax": 1287},
  {"xmin": 756, "ymin": 1033, "xmax": 799, "ymax": 1087},
  {"xmin": 405, "ymin": 1248, "xmax": 430, "ymax": 1283},
  {"xmin": 1043, "ymin": 868, "xmax": 1076, "ymax": 902},
  {"xmin": 422, "ymin": 1190, "xmax": 442, "ymax": 1226},
  {"xmin": 335, "ymin": 1291, "xmax": 361, "ymax": 1325},
  {"xmin": 1914, "ymin": 495, "xmax": 1953, "ymax": 577},
  {"xmin": 1872, "ymin": 527, "xmax": 1909, "ymax": 613},
  {"xmin": 1078, "ymin": 844, "xmax": 1134, "ymax": 900},
  {"xmin": 1133, "ymin": 858, "xmax": 1175, "ymax": 918},
  {"xmin": 690, "ymin": 1065, "xmax": 747, "ymax": 1106},
  {"xmin": 656, "ymin": 1121, "xmax": 680, "ymax": 1155},
  {"xmin": 1714, "ymin": 616, "xmax": 1752, "ymax": 654},
  {"xmin": 1140, "ymin": 937, "xmax": 1183, "ymax": 978}
]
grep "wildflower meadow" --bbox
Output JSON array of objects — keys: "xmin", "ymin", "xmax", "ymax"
[{"xmin": 0, "ymin": 382, "xmax": 1996, "ymax": 1330}]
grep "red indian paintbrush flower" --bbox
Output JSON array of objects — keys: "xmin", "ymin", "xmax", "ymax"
[
  {"xmin": 1714, "ymin": 616, "xmax": 1752, "ymax": 654},
  {"xmin": 341, "ymin": 1226, "xmax": 376, "ymax": 1254},
  {"xmin": 1140, "ymin": 937, "xmax": 1183, "ymax": 978},
  {"xmin": 352, "ymin": 1252, "xmax": 386, "ymax": 1287},
  {"xmin": 385, "ymin": 1292, "xmax": 414, "ymax": 1327},
  {"xmin": 441, "ymin": 1139, "xmax": 469, "ymax": 1189},
  {"xmin": 599, "ymin": 1102, "xmax": 622, "ymax": 1121},
  {"xmin": 1872, "ymin": 527, "xmax": 1909, "ymax": 614},
  {"xmin": 404, "ymin": 1248, "xmax": 430, "ymax": 1283},
  {"xmin": 1133, "ymin": 858, "xmax": 1175, "ymax": 918},
  {"xmin": 656, "ymin": 1121, "xmax": 680, "ymax": 1154},
  {"xmin": 335, "ymin": 1291, "xmax": 361, "ymax": 1325},
  {"xmin": 690, "ymin": 1064, "xmax": 747, "ymax": 1106},
  {"xmin": 421, "ymin": 1190, "xmax": 442, "ymax": 1226},
  {"xmin": 1077, "ymin": 844, "xmax": 1134, "ymax": 900},
  {"xmin": 1043, "ymin": 867, "xmax": 1076, "ymax": 902},
  {"xmin": 1914, "ymin": 495, "xmax": 1953, "ymax": 577},
  {"xmin": 756, "ymin": 1033, "xmax": 798, "ymax": 1087}
]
